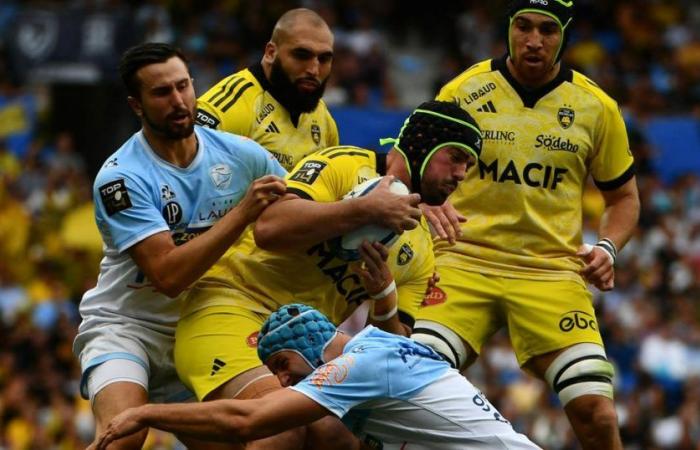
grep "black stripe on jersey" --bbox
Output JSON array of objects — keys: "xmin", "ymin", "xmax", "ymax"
[
  {"xmin": 493, "ymin": 55, "xmax": 573, "ymax": 108},
  {"xmin": 207, "ymin": 76, "xmax": 242, "ymax": 105},
  {"xmin": 319, "ymin": 145, "xmax": 359, "ymax": 156},
  {"xmin": 398, "ymin": 309, "xmax": 415, "ymax": 329},
  {"xmin": 327, "ymin": 151, "xmax": 371, "ymax": 159},
  {"xmin": 212, "ymin": 78, "xmax": 247, "ymax": 108},
  {"xmin": 286, "ymin": 187, "xmax": 313, "ymax": 200},
  {"xmin": 220, "ymin": 82, "xmax": 254, "ymax": 112},
  {"xmin": 412, "ymin": 327, "xmax": 460, "ymax": 367},
  {"xmin": 594, "ymin": 162, "xmax": 636, "ymax": 191}
]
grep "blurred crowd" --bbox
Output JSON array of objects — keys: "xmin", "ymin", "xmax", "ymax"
[{"xmin": 0, "ymin": 1, "xmax": 699, "ymax": 449}]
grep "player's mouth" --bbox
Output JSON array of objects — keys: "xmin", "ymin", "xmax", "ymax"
[
  {"xmin": 523, "ymin": 54, "xmax": 544, "ymax": 67},
  {"xmin": 296, "ymin": 78, "xmax": 320, "ymax": 92},
  {"xmin": 169, "ymin": 111, "xmax": 192, "ymax": 125}
]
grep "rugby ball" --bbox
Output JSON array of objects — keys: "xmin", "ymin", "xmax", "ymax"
[{"xmin": 329, "ymin": 176, "xmax": 410, "ymax": 261}]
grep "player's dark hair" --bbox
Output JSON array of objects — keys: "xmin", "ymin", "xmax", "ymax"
[{"xmin": 119, "ymin": 43, "xmax": 188, "ymax": 98}]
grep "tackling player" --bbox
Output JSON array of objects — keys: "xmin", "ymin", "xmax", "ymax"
[
  {"xmin": 172, "ymin": 100, "xmax": 482, "ymax": 447},
  {"xmin": 195, "ymin": 8, "xmax": 338, "ymax": 171},
  {"xmin": 412, "ymin": 1, "xmax": 640, "ymax": 449},
  {"xmin": 73, "ymin": 43, "xmax": 287, "ymax": 450},
  {"xmin": 92, "ymin": 304, "xmax": 541, "ymax": 450}
]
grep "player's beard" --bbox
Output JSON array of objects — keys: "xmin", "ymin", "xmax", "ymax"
[
  {"xmin": 142, "ymin": 106, "xmax": 195, "ymax": 140},
  {"xmin": 269, "ymin": 58, "xmax": 327, "ymax": 113},
  {"xmin": 421, "ymin": 179, "xmax": 457, "ymax": 206}
]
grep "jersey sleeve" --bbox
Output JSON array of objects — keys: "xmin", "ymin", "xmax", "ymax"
[
  {"xmin": 196, "ymin": 75, "xmax": 255, "ymax": 135},
  {"xmin": 290, "ymin": 350, "xmax": 388, "ymax": 418},
  {"xmin": 93, "ymin": 170, "xmax": 169, "ymax": 252},
  {"xmin": 590, "ymin": 98, "xmax": 635, "ymax": 190},
  {"xmin": 285, "ymin": 153, "xmax": 350, "ymax": 202},
  {"xmin": 393, "ymin": 226, "xmax": 435, "ymax": 321},
  {"xmin": 237, "ymin": 136, "xmax": 287, "ymax": 178}
]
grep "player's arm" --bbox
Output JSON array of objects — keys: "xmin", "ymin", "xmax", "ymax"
[
  {"xmin": 89, "ymin": 390, "xmax": 330, "ymax": 449},
  {"xmin": 130, "ymin": 174, "xmax": 286, "ymax": 297},
  {"xmin": 255, "ymin": 177, "xmax": 422, "ymax": 253},
  {"xmin": 579, "ymin": 176, "xmax": 639, "ymax": 290}
]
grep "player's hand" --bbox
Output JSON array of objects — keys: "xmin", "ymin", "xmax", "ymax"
[
  {"xmin": 577, "ymin": 244, "xmax": 615, "ymax": 291},
  {"xmin": 355, "ymin": 241, "xmax": 393, "ymax": 297},
  {"xmin": 235, "ymin": 175, "xmax": 287, "ymax": 224},
  {"xmin": 365, "ymin": 176, "xmax": 422, "ymax": 234},
  {"xmin": 88, "ymin": 407, "xmax": 146, "ymax": 450},
  {"xmin": 420, "ymin": 201, "xmax": 466, "ymax": 245}
]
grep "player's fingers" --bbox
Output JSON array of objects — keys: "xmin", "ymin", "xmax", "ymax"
[
  {"xmin": 407, "ymin": 193, "xmax": 421, "ymax": 206},
  {"xmin": 402, "ymin": 218, "xmax": 420, "ymax": 232},
  {"xmin": 359, "ymin": 242, "xmax": 383, "ymax": 273},
  {"xmin": 424, "ymin": 210, "xmax": 448, "ymax": 240},
  {"xmin": 371, "ymin": 241, "xmax": 389, "ymax": 261}
]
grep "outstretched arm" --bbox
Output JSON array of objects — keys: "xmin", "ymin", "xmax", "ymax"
[{"xmin": 90, "ymin": 390, "xmax": 330, "ymax": 449}]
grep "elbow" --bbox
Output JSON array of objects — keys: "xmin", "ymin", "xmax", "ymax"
[
  {"xmin": 149, "ymin": 275, "xmax": 187, "ymax": 298},
  {"xmin": 253, "ymin": 220, "xmax": 286, "ymax": 252}
]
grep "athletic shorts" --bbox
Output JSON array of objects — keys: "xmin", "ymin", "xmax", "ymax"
[
  {"xmin": 414, "ymin": 266, "xmax": 603, "ymax": 366},
  {"xmin": 175, "ymin": 304, "xmax": 272, "ymax": 401},
  {"xmin": 74, "ymin": 321, "xmax": 194, "ymax": 403}
]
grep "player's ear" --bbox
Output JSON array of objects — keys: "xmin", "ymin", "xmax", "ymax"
[
  {"xmin": 263, "ymin": 42, "xmax": 277, "ymax": 64},
  {"xmin": 127, "ymin": 96, "xmax": 143, "ymax": 118}
]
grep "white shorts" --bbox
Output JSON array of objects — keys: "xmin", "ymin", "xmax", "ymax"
[{"xmin": 74, "ymin": 321, "xmax": 193, "ymax": 403}]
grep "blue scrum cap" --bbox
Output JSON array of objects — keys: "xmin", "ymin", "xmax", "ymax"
[{"xmin": 257, "ymin": 304, "xmax": 338, "ymax": 369}]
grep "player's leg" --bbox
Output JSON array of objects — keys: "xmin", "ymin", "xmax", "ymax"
[
  {"xmin": 507, "ymin": 278, "xmax": 621, "ymax": 450},
  {"xmin": 87, "ymin": 360, "xmax": 150, "ymax": 449},
  {"xmin": 176, "ymin": 304, "xmax": 359, "ymax": 450},
  {"xmin": 525, "ymin": 348, "xmax": 621, "ymax": 450},
  {"xmin": 410, "ymin": 267, "xmax": 503, "ymax": 370}
]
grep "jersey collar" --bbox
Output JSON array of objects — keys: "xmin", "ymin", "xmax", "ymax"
[
  {"xmin": 137, "ymin": 127, "xmax": 205, "ymax": 173},
  {"xmin": 492, "ymin": 54, "xmax": 572, "ymax": 108}
]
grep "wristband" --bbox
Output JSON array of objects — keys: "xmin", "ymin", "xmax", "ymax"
[
  {"xmin": 370, "ymin": 280, "xmax": 396, "ymax": 300},
  {"xmin": 594, "ymin": 239, "xmax": 616, "ymax": 266},
  {"xmin": 370, "ymin": 304, "xmax": 398, "ymax": 322}
]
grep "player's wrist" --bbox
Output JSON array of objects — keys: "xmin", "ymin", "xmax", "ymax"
[
  {"xmin": 370, "ymin": 280, "xmax": 396, "ymax": 300},
  {"xmin": 595, "ymin": 238, "xmax": 617, "ymax": 266}
]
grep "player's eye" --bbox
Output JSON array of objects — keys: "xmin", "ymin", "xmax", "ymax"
[
  {"xmin": 318, "ymin": 53, "xmax": 333, "ymax": 64},
  {"xmin": 291, "ymin": 49, "xmax": 314, "ymax": 61}
]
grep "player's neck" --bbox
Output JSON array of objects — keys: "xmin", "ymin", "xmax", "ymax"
[
  {"xmin": 506, "ymin": 57, "xmax": 561, "ymax": 89},
  {"xmin": 143, "ymin": 128, "xmax": 198, "ymax": 168},
  {"xmin": 322, "ymin": 333, "xmax": 351, "ymax": 362}
]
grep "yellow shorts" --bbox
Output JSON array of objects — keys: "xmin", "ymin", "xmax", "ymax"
[
  {"xmin": 415, "ymin": 266, "xmax": 603, "ymax": 366},
  {"xmin": 175, "ymin": 305, "xmax": 272, "ymax": 401}
]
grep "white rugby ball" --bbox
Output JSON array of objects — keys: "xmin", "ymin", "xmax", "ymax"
[{"xmin": 330, "ymin": 176, "xmax": 410, "ymax": 261}]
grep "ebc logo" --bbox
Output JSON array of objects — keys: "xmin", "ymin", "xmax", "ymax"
[
  {"xmin": 422, "ymin": 286, "xmax": 447, "ymax": 306},
  {"xmin": 559, "ymin": 310, "xmax": 597, "ymax": 332}
]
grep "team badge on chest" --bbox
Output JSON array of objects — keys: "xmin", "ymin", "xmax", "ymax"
[
  {"xmin": 209, "ymin": 164, "xmax": 232, "ymax": 189},
  {"xmin": 557, "ymin": 107, "xmax": 575, "ymax": 129},
  {"xmin": 311, "ymin": 124, "xmax": 321, "ymax": 145}
]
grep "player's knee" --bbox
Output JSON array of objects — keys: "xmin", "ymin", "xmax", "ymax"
[
  {"xmin": 411, "ymin": 320, "xmax": 471, "ymax": 370},
  {"xmin": 544, "ymin": 343, "xmax": 615, "ymax": 407}
]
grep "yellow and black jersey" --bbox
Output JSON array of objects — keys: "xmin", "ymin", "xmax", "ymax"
[
  {"xmin": 435, "ymin": 56, "xmax": 635, "ymax": 281},
  {"xmin": 182, "ymin": 146, "xmax": 434, "ymax": 325},
  {"xmin": 195, "ymin": 63, "xmax": 339, "ymax": 171}
]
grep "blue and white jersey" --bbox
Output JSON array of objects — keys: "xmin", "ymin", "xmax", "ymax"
[
  {"xmin": 292, "ymin": 327, "xmax": 540, "ymax": 449},
  {"xmin": 77, "ymin": 126, "xmax": 285, "ymax": 335}
]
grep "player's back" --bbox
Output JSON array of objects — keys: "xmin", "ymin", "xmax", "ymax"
[{"xmin": 79, "ymin": 126, "xmax": 285, "ymax": 334}]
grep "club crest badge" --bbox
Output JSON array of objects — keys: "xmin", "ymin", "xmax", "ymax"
[{"xmin": 558, "ymin": 107, "xmax": 575, "ymax": 129}]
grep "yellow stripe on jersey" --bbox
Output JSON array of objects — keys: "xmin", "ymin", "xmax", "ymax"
[{"xmin": 435, "ymin": 57, "xmax": 634, "ymax": 280}]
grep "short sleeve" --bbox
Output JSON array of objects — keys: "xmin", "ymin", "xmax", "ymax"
[
  {"xmin": 93, "ymin": 171, "xmax": 168, "ymax": 252},
  {"xmin": 290, "ymin": 350, "xmax": 388, "ymax": 418},
  {"xmin": 590, "ymin": 100, "xmax": 635, "ymax": 190}
]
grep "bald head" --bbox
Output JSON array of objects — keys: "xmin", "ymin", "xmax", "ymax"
[{"xmin": 271, "ymin": 8, "xmax": 331, "ymax": 45}]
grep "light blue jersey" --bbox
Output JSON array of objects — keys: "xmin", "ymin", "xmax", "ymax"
[
  {"xmin": 292, "ymin": 327, "xmax": 540, "ymax": 449},
  {"xmin": 74, "ymin": 126, "xmax": 285, "ymax": 400}
]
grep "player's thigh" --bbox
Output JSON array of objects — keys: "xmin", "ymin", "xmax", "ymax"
[
  {"xmin": 175, "ymin": 305, "xmax": 270, "ymax": 401},
  {"xmin": 413, "ymin": 266, "xmax": 504, "ymax": 354},
  {"xmin": 504, "ymin": 278, "xmax": 603, "ymax": 368}
]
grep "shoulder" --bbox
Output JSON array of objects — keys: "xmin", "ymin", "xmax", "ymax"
[
  {"xmin": 198, "ymin": 126, "xmax": 271, "ymax": 161},
  {"xmin": 568, "ymin": 70, "xmax": 621, "ymax": 115},
  {"xmin": 198, "ymin": 68, "xmax": 261, "ymax": 111},
  {"xmin": 439, "ymin": 59, "xmax": 496, "ymax": 95},
  {"xmin": 94, "ymin": 135, "xmax": 150, "ymax": 188}
]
